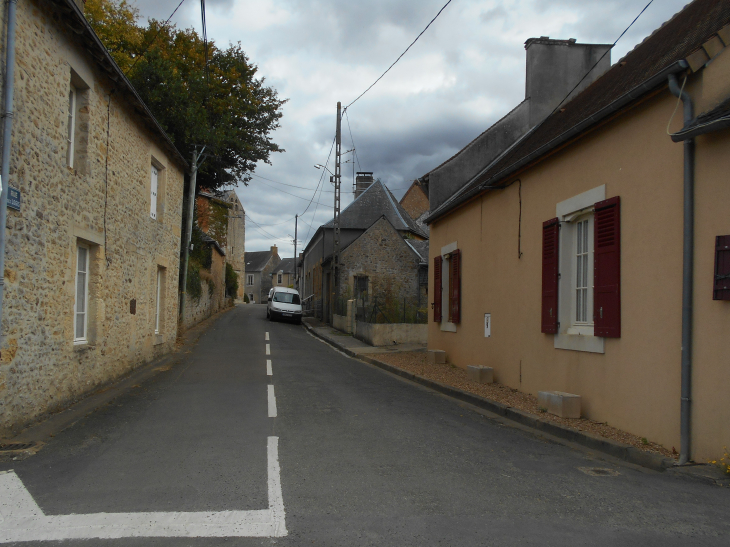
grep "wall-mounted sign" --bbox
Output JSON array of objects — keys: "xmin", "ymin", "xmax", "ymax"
[
  {"xmin": 484, "ymin": 313, "xmax": 491, "ymax": 337},
  {"xmin": 7, "ymin": 187, "xmax": 20, "ymax": 211}
]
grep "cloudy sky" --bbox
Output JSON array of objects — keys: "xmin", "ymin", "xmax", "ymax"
[{"xmin": 134, "ymin": 0, "xmax": 688, "ymax": 256}]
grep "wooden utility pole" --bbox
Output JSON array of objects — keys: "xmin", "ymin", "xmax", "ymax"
[{"xmin": 332, "ymin": 102, "xmax": 342, "ymax": 320}]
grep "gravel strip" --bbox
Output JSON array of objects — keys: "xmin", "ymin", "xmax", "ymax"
[{"xmin": 373, "ymin": 352, "xmax": 677, "ymax": 460}]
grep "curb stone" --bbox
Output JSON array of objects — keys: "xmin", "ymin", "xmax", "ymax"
[{"xmin": 302, "ymin": 321, "xmax": 676, "ymax": 473}]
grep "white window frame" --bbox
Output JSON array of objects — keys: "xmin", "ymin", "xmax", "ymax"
[
  {"xmin": 554, "ymin": 185, "xmax": 605, "ymax": 353},
  {"xmin": 567, "ymin": 214, "xmax": 594, "ymax": 335},
  {"xmin": 155, "ymin": 268, "xmax": 162, "ymax": 334},
  {"xmin": 67, "ymin": 86, "xmax": 77, "ymax": 168},
  {"xmin": 74, "ymin": 243, "xmax": 89, "ymax": 344},
  {"xmin": 150, "ymin": 165, "xmax": 159, "ymax": 220},
  {"xmin": 247, "ymin": 274, "xmax": 254, "ymax": 286}
]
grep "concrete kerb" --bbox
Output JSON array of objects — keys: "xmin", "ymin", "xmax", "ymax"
[
  {"xmin": 6, "ymin": 306, "xmax": 235, "ymax": 446},
  {"xmin": 301, "ymin": 321, "xmax": 676, "ymax": 473}
]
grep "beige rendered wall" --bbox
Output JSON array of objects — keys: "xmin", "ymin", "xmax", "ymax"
[
  {"xmin": 428, "ymin": 60, "xmax": 730, "ymax": 461},
  {"xmin": 0, "ymin": 1, "xmax": 185, "ymax": 434}
]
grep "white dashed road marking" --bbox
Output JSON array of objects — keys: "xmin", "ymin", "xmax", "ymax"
[
  {"xmin": 0, "ymin": 437, "xmax": 287, "ymax": 541},
  {"xmin": 267, "ymin": 359, "xmax": 272, "ymax": 376},
  {"xmin": 265, "ymin": 332, "xmax": 269, "ymax": 341},
  {"xmin": 268, "ymin": 385, "xmax": 277, "ymax": 418},
  {"xmin": 266, "ymin": 344, "xmax": 270, "ymax": 355}
]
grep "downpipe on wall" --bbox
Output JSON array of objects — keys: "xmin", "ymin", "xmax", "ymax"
[
  {"xmin": 667, "ymin": 73, "xmax": 694, "ymax": 465},
  {"xmin": 0, "ymin": 0, "xmax": 18, "ymax": 352}
]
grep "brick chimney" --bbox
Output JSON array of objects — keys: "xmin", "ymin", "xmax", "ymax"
[
  {"xmin": 524, "ymin": 37, "xmax": 612, "ymax": 126},
  {"xmin": 270, "ymin": 245, "xmax": 278, "ymax": 257},
  {"xmin": 355, "ymin": 172, "xmax": 374, "ymax": 198}
]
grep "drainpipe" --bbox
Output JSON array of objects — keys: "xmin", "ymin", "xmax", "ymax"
[
  {"xmin": 667, "ymin": 73, "xmax": 694, "ymax": 465},
  {"xmin": 0, "ymin": 0, "xmax": 18, "ymax": 351}
]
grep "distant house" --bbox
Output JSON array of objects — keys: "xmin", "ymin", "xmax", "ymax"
[
  {"xmin": 244, "ymin": 246, "xmax": 281, "ymax": 303},
  {"xmin": 301, "ymin": 177, "xmax": 427, "ymax": 322},
  {"xmin": 272, "ymin": 258, "xmax": 297, "ymax": 289},
  {"xmin": 0, "ymin": 0, "xmax": 187, "ymax": 432},
  {"xmin": 399, "ymin": 178, "xmax": 430, "ymax": 236},
  {"xmin": 424, "ymin": 0, "xmax": 730, "ymax": 462}
]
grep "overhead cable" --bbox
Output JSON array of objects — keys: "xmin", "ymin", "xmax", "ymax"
[{"xmin": 124, "ymin": 0, "xmax": 188, "ymax": 75}]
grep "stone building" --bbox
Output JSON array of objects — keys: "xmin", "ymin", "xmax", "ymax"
[
  {"xmin": 223, "ymin": 190, "xmax": 245, "ymax": 300},
  {"xmin": 399, "ymin": 178, "xmax": 430, "ymax": 236},
  {"xmin": 243, "ymin": 246, "xmax": 280, "ymax": 303},
  {"xmin": 0, "ymin": 0, "xmax": 187, "ymax": 434},
  {"xmin": 181, "ymin": 235, "xmax": 226, "ymax": 330},
  {"xmin": 272, "ymin": 257, "xmax": 296, "ymax": 289},
  {"xmin": 301, "ymin": 180, "xmax": 427, "ymax": 322}
]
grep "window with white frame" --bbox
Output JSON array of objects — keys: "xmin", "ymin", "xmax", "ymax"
[
  {"xmin": 155, "ymin": 268, "xmax": 163, "ymax": 334},
  {"xmin": 571, "ymin": 215, "xmax": 594, "ymax": 331},
  {"xmin": 150, "ymin": 165, "xmax": 159, "ymax": 220},
  {"xmin": 74, "ymin": 244, "xmax": 89, "ymax": 343},
  {"xmin": 67, "ymin": 86, "xmax": 77, "ymax": 168},
  {"xmin": 247, "ymin": 274, "xmax": 254, "ymax": 286}
]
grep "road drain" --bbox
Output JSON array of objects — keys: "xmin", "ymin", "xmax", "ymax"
[
  {"xmin": 578, "ymin": 467, "xmax": 620, "ymax": 477},
  {"xmin": 0, "ymin": 442, "xmax": 38, "ymax": 452}
]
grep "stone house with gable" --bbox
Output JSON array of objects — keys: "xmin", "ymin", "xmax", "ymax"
[
  {"xmin": 244, "ymin": 245, "xmax": 280, "ymax": 304},
  {"xmin": 272, "ymin": 257, "xmax": 296, "ymax": 289},
  {"xmin": 424, "ymin": 0, "xmax": 730, "ymax": 461},
  {"xmin": 399, "ymin": 178, "xmax": 430, "ymax": 236},
  {"xmin": 301, "ymin": 179, "xmax": 427, "ymax": 322},
  {"xmin": 0, "ymin": 0, "xmax": 187, "ymax": 433}
]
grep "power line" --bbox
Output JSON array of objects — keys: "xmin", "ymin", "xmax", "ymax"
[
  {"xmin": 251, "ymin": 177, "xmax": 334, "ymax": 207},
  {"xmin": 200, "ymin": 0, "xmax": 210, "ymax": 86},
  {"xmin": 244, "ymin": 213, "xmax": 297, "ymax": 228},
  {"xmin": 344, "ymin": 0, "xmax": 453, "ymax": 110},
  {"xmin": 245, "ymin": 214, "xmax": 292, "ymax": 242},
  {"xmin": 303, "ymin": 136, "xmax": 336, "ymax": 242},
  {"xmin": 249, "ymin": 172, "xmax": 334, "ymax": 193},
  {"xmin": 548, "ymin": 0, "xmax": 654, "ymax": 119},
  {"xmin": 343, "ymin": 109, "xmax": 362, "ymax": 171},
  {"xmin": 125, "ymin": 0, "xmax": 188, "ymax": 75}
]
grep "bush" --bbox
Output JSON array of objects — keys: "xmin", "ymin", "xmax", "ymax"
[
  {"xmin": 225, "ymin": 263, "xmax": 239, "ymax": 298},
  {"xmin": 186, "ymin": 260, "xmax": 203, "ymax": 300},
  {"xmin": 243, "ymin": 293, "xmax": 250, "ymax": 303}
]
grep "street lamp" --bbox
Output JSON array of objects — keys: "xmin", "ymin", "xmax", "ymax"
[{"xmin": 314, "ymin": 164, "xmax": 334, "ymax": 178}]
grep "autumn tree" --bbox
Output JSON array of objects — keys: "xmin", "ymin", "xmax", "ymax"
[{"xmin": 85, "ymin": 0, "xmax": 286, "ymax": 191}]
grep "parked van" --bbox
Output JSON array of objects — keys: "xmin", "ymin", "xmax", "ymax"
[{"xmin": 267, "ymin": 287, "xmax": 303, "ymax": 324}]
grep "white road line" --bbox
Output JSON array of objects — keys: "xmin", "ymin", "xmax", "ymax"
[
  {"xmin": 0, "ymin": 437, "xmax": 287, "ymax": 541},
  {"xmin": 268, "ymin": 385, "xmax": 277, "ymax": 418},
  {"xmin": 266, "ymin": 344, "xmax": 270, "ymax": 355},
  {"xmin": 265, "ymin": 332, "xmax": 269, "ymax": 341},
  {"xmin": 267, "ymin": 359, "xmax": 272, "ymax": 376}
]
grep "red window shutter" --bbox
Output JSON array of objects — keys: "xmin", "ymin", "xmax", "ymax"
[
  {"xmin": 714, "ymin": 235, "xmax": 730, "ymax": 301},
  {"xmin": 433, "ymin": 256, "xmax": 442, "ymax": 322},
  {"xmin": 594, "ymin": 196, "xmax": 621, "ymax": 338},
  {"xmin": 541, "ymin": 218, "xmax": 560, "ymax": 334},
  {"xmin": 451, "ymin": 249, "xmax": 461, "ymax": 324}
]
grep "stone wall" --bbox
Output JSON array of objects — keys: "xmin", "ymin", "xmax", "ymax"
[
  {"xmin": 400, "ymin": 182, "xmax": 429, "ymax": 220},
  {"xmin": 0, "ymin": 0, "xmax": 186, "ymax": 434},
  {"xmin": 338, "ymin": 217, "xmax": 422, "ymax": 314},
  {"xmin": 181, "ymin": 247, "xmax": 227, "ymax": 330}
]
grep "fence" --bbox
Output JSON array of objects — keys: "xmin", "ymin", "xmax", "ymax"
[{"xmin": 354, "ymin": 296, "xmax": 427, "ymax": 324}]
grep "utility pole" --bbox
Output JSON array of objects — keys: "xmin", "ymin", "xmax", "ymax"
[
  {"xmin": 332, "ymin": 102, "xmax": 342, "ymax": 321},
  {"xmin": 179, "ymin": 145, "xmax": 205, "ymax": 323},
  {"xmin": 293, "ymin": 214, "xmax": 298, "ymax": 290}
]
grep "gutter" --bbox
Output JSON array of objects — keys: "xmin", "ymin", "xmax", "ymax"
[
  {"xmin": 667, "ymin": 73, "xmax": 695, "ymax": 466},
  {"xmin": 426, "ymin": 60, "xmax": 690, "ymax": 224},
  {"xmin": 671, "ymin": 114, "xmax": 730, "ymax": 141},
  {"xmin": 0, "ymin": 0, "xmax": 17, "ymax": 352}
]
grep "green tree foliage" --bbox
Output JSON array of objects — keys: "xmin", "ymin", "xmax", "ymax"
[
  {"xmin": 86, "ymin": 0, "xmax": 286, "ymax": 191},
  {"xmin": 225, "ymin": 263, "xmax": 239, "ymax": 298}
]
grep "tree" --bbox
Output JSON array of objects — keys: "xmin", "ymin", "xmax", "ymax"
[{"xmin": 85, "ymin": 0, "xmax": 286, "ymax": 191}]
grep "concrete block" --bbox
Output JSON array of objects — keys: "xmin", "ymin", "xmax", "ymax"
[
  {"xmin": 428, "ymin": 349, "xmax": 446, "ymax": 364},
  {"xmin": 466, "ymin": 365, "xmax": 493, "ymax": 384},
  {"xmin": 538, "ymin": 391, "xmax": 581, "ymax": 418}
]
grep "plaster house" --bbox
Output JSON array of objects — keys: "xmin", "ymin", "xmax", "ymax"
[
  {"xmin": 272, "ymin": 257, "xmax": 296, "ymax": 289},
  {"xmin": 301, "ymin": 178, "xmax": 427, "ymax": 322},
  {"xmin": 0, "ymin": 0, "xmax": 187, "ymax": 433},
  {"xmin": 244, "ymin": 246, "xmax": 281, "ymax": 303},
  {"xmin": 424, "ymin": 0, "xmax": 730, "ymax": 462}
]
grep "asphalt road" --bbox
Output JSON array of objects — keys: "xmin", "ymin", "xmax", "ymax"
[{"xmin": 1, "ymin": 304, "xmax": 729, "ymax": 546}]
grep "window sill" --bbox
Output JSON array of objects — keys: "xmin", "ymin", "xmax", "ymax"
[
  {"xmin": 440, "ymin": 321, "xmax": 457, "ymax": 333},
  {"xmin": 554, "ymin": 333, "xmax": 604, "ymax": 354},
  {"xmin": 154, "ymin": 334, "xmax": 164, "ymax": 346},
  {"xmin": 566, "ymin": 325, "xmax": 594, "ymax": 336},
  {"xmin": 73, "ymin": 342, "xmax": 95, "ymax": 352}
]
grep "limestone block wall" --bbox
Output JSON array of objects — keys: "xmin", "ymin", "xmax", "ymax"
[{"xmin": 0, "ymin": 0, "xmax": 186, "ymax": 434}]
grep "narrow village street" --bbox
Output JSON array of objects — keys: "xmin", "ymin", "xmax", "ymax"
[{"xmin": 1, "ymin": 305, "xmax": 728, "ymax": 546}]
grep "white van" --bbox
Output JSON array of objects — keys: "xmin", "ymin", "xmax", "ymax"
[{"xmin": 267, "ymin": 287, "xmax": 303, "ymax": 324}]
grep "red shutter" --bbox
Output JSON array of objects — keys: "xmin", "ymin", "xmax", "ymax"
[
  {"xmin": 451, "ymin": 249, "xmax": 461, "ymax": 324},
  {"xmin": 594, "ymin": 196, "xmax": 621, "ymax": 338},
  {"xmin": 541, "ymin": 218, "xmax": 560, "ymax": 334},
  {"xmin": 714, "ymin": 235, "xmax": 730, "ymax": 301},
  {"xmin": 433, "ymin": 256, "xmax": 442, "ymax": 322}
]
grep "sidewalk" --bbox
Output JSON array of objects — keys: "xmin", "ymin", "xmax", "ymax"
[
  {"xmin": 302, "ymin": 317, "xmax": 729, "ymax": 487},
  {"xmin": 303, "ymin": 317, "xmax": 426, "ymax": 355}
]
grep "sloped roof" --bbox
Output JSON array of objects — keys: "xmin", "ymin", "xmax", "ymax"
[
  {"xmin": 672, "ymin": 96, "xmax": 730, "ymax": 140},
  {"xmin": 276, "ymin": 258, "xmax": 297, "ymax": 274},
  {"xmin": 406, "ymin": 239, "xmax": 429, "ymax": 263},
  {"xmin": 323, "ymin": 180, "xmax": 427, "ymax": 238},
  {"xmin": 202, "ymin": 233, "xmax": 225, "ymax": 256},
  {"xmin": 244, "ymin": 251, "xmax": 273, "ymax": 272},
  {"xmin": 427, "ymin": 0, "xmax": 730, "ymax": 222}
]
